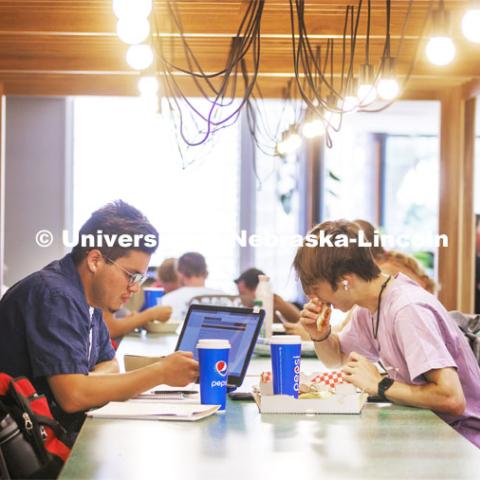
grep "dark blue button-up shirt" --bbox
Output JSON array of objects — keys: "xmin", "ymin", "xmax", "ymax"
[{"xmin": 0, "ymin": 253, "xmax": 115, "ymax": 430}]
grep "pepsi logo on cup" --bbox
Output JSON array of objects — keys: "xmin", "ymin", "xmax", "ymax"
[
  {"xmin": 197, "ymin": 339, "xmax": 231, "ymax": 410},
  {"xmin": 294, "ymin": 357, "xmax": 301, "ymax": 392},
  {"xmin": 215, "ymin": 360, "xmax": 228, "ymax": 377}
]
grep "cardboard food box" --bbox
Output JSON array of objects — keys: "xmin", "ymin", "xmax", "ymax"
[
  {"xmin": 253, "ymin": 372, "xmax": 368, "ymax": 414},
  {"xmin": 144, "ymin": 320, "xmax": 180, "ymax": 334},
  {"xmin": 124, "ymin": 355, "xmax": 161, "ymax": 372}
]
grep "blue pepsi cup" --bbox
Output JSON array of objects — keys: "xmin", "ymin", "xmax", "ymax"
[
  {"xmin": 141, "ymin": 288, "xmax": 165, "ymax": 311},
  {"xmin": 197, "ymin": 339, "xmax": 231, "ymax": 412},
  {"xmin": 270, "ymin": 335, "xmax": 302, "ymax": 398}
]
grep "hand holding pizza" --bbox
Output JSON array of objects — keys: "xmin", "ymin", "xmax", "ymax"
[{"xmin": 299, "ymin": 298, "xmax": 332, "ymax": 341}]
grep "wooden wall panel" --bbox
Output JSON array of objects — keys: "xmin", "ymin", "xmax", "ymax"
[
  {"xmin": 460, "ymin": 98, "xmax": 476, "ymax": 312},
  {"xmin": 0, "ymin": 82, "xmax": 5, "ymax": 293},
  {"xmin": 438, "ymin": 86, "xmax": 476, "ymax": 311},
  {"xmin": 439, "ymin": 87, "xmax": 463, "ymax": 309}
]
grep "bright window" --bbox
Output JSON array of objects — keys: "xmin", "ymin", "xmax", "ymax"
[
  {"xmin": 382, "ymin": 134, "xmax": 439, "ymax": 275},
  {"xmin": 253, "ymin": 100, "xmax": 302, "ymax": 300},
  {"xmin": 383, "ymin": 135, "xmax": 439, "ymax": 245},
  {"xmin": 72, "ymin": 96, "xmax": 240, "ymax": 290},
  {"xmin": 323, "ymin": 127, "xmax": 376, "ymax": 220}
]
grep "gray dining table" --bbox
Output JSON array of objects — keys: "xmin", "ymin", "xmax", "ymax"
[{"xmin": 59, "ymin": 332, "xmax": 480, "ymax": 480}]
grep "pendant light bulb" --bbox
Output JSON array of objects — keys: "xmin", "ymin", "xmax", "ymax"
[
  {"xmin": 343, "ymin": 77, "xmax": 359, "ymax": 112},
  {"xmin": 126, "ymin": 44, "xmax": 154, "ymax": 70},
  {"xmin": 357, "ymin": 64, "xmax": 377, "ymax": 105},
  {"xmin": 113, "ymin": 0, "xmax": 152, "ymax": 20},
  {"xmin": 117, "ymin": 17, "xmax": 150, "ymax": 45},
  {"xmin": 138, "ymin": 75, "xmax": 159, "ymax": 96},
  {"xmin": 302, "ymin": 119, "xmax": 325, "ymax": 139},
  {"xmin": 426, "ymin": 36, "xmax": 456, "ymax": 66},
  {"xmin": 462, "ymin": 8, "xmax": 480, "ymax": 43},
  {"xmin": 277, "ymin": 127, "xmax": 302, "ymax": 155},
  {"xmin": 377, "ymin": 78, "xmax": 400, "ymax": 100},
  {"xmin": 426, "ymin": 8, "xmax": 456, "ymax": 66}
]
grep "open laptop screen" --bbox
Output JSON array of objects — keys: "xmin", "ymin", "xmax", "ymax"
[{"xmin": 175, "ymin": 304, "xmax": 264, "ymax": 386}]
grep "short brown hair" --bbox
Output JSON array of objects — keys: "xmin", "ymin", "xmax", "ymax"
[
  {"xmin": 71, "ymin": 200, "xmax": 158, "ymax": 264},
  {"xmin": 293, "ymin": 220, "xmax": 381, "ymax": 292},
  {"xmin": 177, "ymin": 252, "xmax": 207, "ymax": 278},
  {"xmin": 353, "ymin": 219, "xmax": 386, "ymax": 259},
  {"xmin": 234, "ymin": 268, "xmax": 265, "ymax": 290},
  {"xmin": 157, "ymin": 258, "xmax": 178, "ymax": 283}
]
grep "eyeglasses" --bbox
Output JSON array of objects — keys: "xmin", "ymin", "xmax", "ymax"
[{"xmin": 103, "ymin": 256, "xmax": 147, "ymax": 286}]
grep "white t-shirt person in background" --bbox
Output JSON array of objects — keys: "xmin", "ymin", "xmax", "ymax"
[{"xmin": 160, "ymin": 252, "xmax": 223, "ymax": 322}]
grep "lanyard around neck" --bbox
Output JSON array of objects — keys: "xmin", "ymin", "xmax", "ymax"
[{"xmin": 372, "ymin": 275, "xmax": 392, "ymax": 340}]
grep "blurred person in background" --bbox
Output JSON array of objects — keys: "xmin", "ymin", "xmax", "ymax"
[
  {"xmin": 155, "ymin": 257, "xmax": 180, "ymax": 294},
  {"xmin": 354, "ymin": 219, "xmax": 436, "ymax": 294},
  {"xmin": 235, "ymin": 267, "xmax": 309, "ymax": 339},
  {"xmin": 103, "ymin": 304, "xmax": 172, "ymax": 343},
  {"xmin": 160, "ymin": 252, "xmax": 223, "ymax": 322}
]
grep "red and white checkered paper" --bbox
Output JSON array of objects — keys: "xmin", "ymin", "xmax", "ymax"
[
  {"xmin": 261, "ymin": 370, "xmax": 345, "ymax": 389},
  {"xmin": 261, "ymin": 371, "xmax": 272, "ymax": 383},
  {"xmin": 310, "ymin": 371, "xmax": 345, "ymax": 388}
]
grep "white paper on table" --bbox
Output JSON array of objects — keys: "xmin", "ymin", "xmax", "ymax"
[
  {"xmin": 87, "ymin": 401, "xmax": 219, "ymax": 421},
  {"xmin": 144, "ymin": 383, "xmax": 199, "ymax": 393},
  {"xmin": 132, "ymin": 393, "xmax": 187, "ymax": 401},
  {"xmin": 129, "ymin": 383, "xmax": 200, "ymax": 403},
  {"xmin": 138, "ymin": 384, "xmax": 199, "ymax": 398}
]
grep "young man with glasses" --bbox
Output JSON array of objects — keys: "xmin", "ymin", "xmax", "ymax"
[{"xmin": 0, "ymin": 201, "xmax": 198, "ymax": 432}]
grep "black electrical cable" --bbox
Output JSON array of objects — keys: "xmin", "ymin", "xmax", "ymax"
[
  {"xmin": 330, "ymin": 39, "xmax": 334, "ymax": 90},
  {"xmin": 148, "ymin": 0, "xmax": 427, "ymax": 152},
  {"xmin": 161, "ymin": 0, "xmax": 260, "ymax": 80},
  {"xmin": 159, "ymin": 4, "xmax": 261, "ymax": 104},
  {"xmin": 340, "ymin": 7, "xmax": 349, "ymax": 93},
  {"xmin": 157, "ymin": 0, "xmax": 261, "ymax": 100},
  {"xmin": 366, "ymin": 0, "xmax": 371, "ymax": 65},
  {"xmin": 292, "ymin": 0, "xmax": 343, "ymax": 98},
  {"xmin": 152, "ymin": 0, "xmax": 264, "ymax": 146},
  {"xmin": 362, "ymin": 0, "xmax": 431, "ymax": 113}
]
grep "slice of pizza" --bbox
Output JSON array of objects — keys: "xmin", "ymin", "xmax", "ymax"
[{"xmin": 316, "ymin": 303, "xmax": 332, "ymax": 331}]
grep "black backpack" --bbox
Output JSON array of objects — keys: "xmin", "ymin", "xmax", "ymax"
[
  {"xmin": 0, "ymin": 374, "xmax": 71, "ymax": 479},
  {"xmin": 449, "ymin": 311, "xmax": 480, "ymax": 366}
]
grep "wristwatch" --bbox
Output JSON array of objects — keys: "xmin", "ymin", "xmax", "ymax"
[{"xmin": 377, "ymin": 377, "xmax": 394, "ymax": 400}]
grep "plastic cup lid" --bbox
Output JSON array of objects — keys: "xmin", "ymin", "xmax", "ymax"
[
  {"xmin": 196, "ymin": 339, "xmax": 231, "ymax": 349},
  {"xmin": 270, "ymin": 335, "xmax": 302, "ymax": 345}
]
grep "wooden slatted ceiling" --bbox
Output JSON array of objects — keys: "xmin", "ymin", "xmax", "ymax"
[{"xmin": 0, "ymin": 0, "xmax": 476, "ymax": 97}]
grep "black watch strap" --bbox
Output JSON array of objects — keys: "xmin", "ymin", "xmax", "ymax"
[{"xmin": 377, "ymin": 377, "xmax": 394, "ymax": 400}]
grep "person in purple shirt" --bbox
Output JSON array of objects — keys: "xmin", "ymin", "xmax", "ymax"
[{"xmin": 294, "ymin": 220, "xmax": 480, "ymax": 448}]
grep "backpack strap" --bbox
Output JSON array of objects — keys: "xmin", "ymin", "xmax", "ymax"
[
  {"xmin": 7, "ymin": 377, "xmax": 71, "ymax": 457},
  {"xmin": 0, "ymin": 446, "xmax": 11, "ymax": 480},
  {"xmin": 0, "ymin": 374, "xmax": 71, "ymax": 477},
  {"xmin": 449, "ymin": 311, "xmax": 480, "ymax": 366},
  {"xmin": 7, "ymin": 381, "xmax": 50, "ymax": 465}
]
